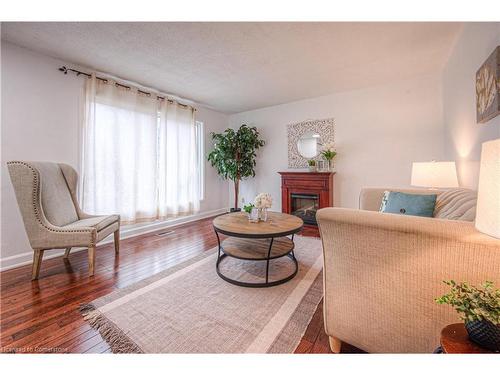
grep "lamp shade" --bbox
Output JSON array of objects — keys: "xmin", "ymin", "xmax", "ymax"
[
  {"xmin": 475, "ymin": 138, "xmax": 500, "ymax": 238},
  {"xmin": 411, "ymin": 161, "xmax": 459, "ymax": 188}
]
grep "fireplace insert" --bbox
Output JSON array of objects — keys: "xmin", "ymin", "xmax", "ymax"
[{"xmin": 291, "ymin": 193, "xmax": 319, "ymax": 225}]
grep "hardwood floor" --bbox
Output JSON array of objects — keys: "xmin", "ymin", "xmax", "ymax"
[{"xmin": 0, "ymin": 216, "xmax": 362, "ymax": 354}]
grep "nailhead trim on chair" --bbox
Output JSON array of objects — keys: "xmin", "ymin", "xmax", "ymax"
[{"xmin": 7, "ymin": 161, "xmax": 96, "ymax": 246}]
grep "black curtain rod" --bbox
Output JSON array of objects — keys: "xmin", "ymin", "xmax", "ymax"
[{"xmin": 58, "ymin": 66, "xmax": 195, "ymax": 110}]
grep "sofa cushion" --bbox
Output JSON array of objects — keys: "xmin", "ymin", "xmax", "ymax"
[
  {"xmin": 65, "ymin": 215, "xmax": 120, "ymax": 231},
  {"xmin": 434, "ymin": 188, "xmax": 477, "ymax": 222},
  {"xmin": 360, "ymin": 187, "xmax": 442, "ymax": 211},
  {"xmin": 380, "ymin": 191, "xmax": 437, "ymax": 217}
]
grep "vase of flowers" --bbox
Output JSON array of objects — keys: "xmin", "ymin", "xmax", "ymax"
[
  {"xmin": 436, "ymin": 280, "xmax": 500, "ymax": 351},
  {"xmin": 320, "ymin": 141, "xmax": 337, "ymax": 171},
  {"xmin": 254, "ymin": 193, "xmax": 272, "ymax": 222}
]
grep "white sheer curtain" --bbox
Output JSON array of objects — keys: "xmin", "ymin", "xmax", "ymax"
[
  {"xmin": 81, "ymin": 75, "xmax": 200, "ymax": 223},
  {"xmin": 157, "ymin": 100, "xmax": 200, "ymax": 217}
]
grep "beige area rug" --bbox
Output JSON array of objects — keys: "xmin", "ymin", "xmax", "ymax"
[{"xmin": 81, "ymin": 235, "xmax": 324, "ymax": 353}]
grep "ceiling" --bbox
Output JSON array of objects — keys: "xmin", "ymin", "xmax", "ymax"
[{"xmin": 1, "ymin": 22, "xmax": 462, "ymax": 113}]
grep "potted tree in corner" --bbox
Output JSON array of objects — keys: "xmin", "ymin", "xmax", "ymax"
[{"xmin": 208, "ymin": 124, "xmax": 265, "ymax": 212}]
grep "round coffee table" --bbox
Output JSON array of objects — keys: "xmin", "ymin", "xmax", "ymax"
[{"xmin": 213, "ymin": 211, "xmax": 303, "ymax": 288}]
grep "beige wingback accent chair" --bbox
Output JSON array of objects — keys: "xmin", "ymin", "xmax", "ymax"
[
  {"xmin": 7, "ymin": 161, "xmax": 120, "ymax": 279},
  {"xmin": 317, "ymin": 187, "xmax": 500, "ymax": 353}
]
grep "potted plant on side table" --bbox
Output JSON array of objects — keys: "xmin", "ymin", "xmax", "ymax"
[{"xmin": 436, "ymin": 280, "xmax": 500, "ymax": 351}]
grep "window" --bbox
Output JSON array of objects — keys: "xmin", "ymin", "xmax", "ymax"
[
  {"xmin": 195, "ymin": 121, "xmax": 204, "ymax": 200},
  {"xmin": 81, "ymin": 76, "xmax": 201, "ymax": 223}
]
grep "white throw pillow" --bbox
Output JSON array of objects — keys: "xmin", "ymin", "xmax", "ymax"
[{"xmin": 434, "ymin": 189, "xmax": 477, "ymax": 222}]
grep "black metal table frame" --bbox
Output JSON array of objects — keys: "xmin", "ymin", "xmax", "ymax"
[{"xmin": 213, "ymin": 225, "xmax": 302, "ymax": 288}]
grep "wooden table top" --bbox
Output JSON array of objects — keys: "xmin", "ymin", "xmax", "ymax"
[
  {"xmin": 213, "ymin": 211, "xmax": 303, "ymax": 238},
  {"xmin": 440, "ymin": 323, "xmax": 493, "ymax": 354}
]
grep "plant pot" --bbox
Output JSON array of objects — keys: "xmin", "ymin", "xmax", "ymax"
[
  {"xmin": 465, "ymin": 320, "xmax": 500, "ymax": 351},
  {"xmin": 230, "ymin": 208, "xmax": 242, "ymax": 212},
  {"xmin": 308, "ymin": 166, "xmax": 317, "ymax": 172}
]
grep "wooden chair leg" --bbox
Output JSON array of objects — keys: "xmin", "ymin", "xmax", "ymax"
[
  {"xmin": 32, "ymin": 249, "xmax": 44, "ymax": 280},
  {"xmin": 328, "ymin": 336, "xmax": 342, "ymax": 353},
  {"xmin": 114, "ymin": 230, "xmax": 120, "ymax": 254},
  {"xmin": 88, "ymin": 246, "xmax": 96, "ymax": 276},
  {"xmin": 63, "ymin": 247, "xmax": 72, "ymax": 259}
]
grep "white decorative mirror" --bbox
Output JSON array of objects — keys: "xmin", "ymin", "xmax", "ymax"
[
  {"xmin": 287, "ymin": 118, "xmax": 335, "ymax": 168},
  {"xmin": 297, "ymin": 131, "xmax": 321, "ymax": 158}
]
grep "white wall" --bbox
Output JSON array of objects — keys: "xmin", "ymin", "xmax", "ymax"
[
  {"xmin": 228, "ymin": 73, "xmax": 445, "ymax": 210},
  {"xmin": 443, "ymin": 23, "xmax": 500, "ymax": 189},
  {"xmin": 4, "ymin": 24, "xmax": 496, "ymax": 269},
  {"xmin": 0, "ymin": 41, "xmax": 229, "ymax": 266}
]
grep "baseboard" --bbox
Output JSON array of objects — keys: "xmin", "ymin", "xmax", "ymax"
[{"xmin": 0, "ymin": 207, "xmax": 228, "ymax": 272}]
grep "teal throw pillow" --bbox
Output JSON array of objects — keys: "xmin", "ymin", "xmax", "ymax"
[{"xmin": 380, "ymin": 191, "xmax": 437, "ymax": 218}]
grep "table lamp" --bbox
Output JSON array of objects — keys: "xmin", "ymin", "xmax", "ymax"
[
  {"xmin": 411, "ymin": 161, "xmax": 459, "ymax": 189},
  {"xmin": 475, "ymin": 138, "xmax": 500, "ymax": 239}
]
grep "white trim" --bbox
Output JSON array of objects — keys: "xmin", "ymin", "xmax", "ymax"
[{"xmin": 0, "ymin": 207, "xmax": 228, "ymax": 272}]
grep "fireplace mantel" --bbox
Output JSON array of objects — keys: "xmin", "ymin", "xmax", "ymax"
[{"xmin": 278, "ymin": 171, "xmax": 335, "ymax": 237}]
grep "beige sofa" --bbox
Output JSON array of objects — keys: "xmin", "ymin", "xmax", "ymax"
[{"xmin": 317, "ymin": 188, "xmax": 500, "ymax": 353}]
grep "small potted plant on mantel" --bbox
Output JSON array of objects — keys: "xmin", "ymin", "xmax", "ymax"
[
  {"xmin": 436, "ymin": 280, "xmax": 500, "ymax": 351},
  {"xmin": 307, "ymin": 159, "xmax": 317, "ymax": 172}
]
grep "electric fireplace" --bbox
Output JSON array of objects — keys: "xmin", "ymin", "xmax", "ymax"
[
  {"xmin": 291, "ymin": 193, "xmax": 319, "ymax": 225},
  {"xmin": 279, "ymin": 171, "xmax": 335, "ymax": 236}
]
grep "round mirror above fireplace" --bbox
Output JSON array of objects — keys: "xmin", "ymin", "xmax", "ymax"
[{"xmin": 297, "ymin": 131, "xmax": 320, "ymax": 158}]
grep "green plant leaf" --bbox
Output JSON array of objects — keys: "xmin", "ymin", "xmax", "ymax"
[
  {"xmin": 435, "ymin": 280, "xmax": 500, "ymax": 324},
  {"xmin": 207, "ymin": 124, "xmax": 265, "ymax": 182}
]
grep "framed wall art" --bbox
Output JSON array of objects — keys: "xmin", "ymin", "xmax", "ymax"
[{"xmin": 476, "ymin": 46, "xmax": 500, "ymax": 123}]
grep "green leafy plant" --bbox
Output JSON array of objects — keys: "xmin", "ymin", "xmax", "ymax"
[
  {"xmin": 320, "ymin": 141, "xmax": 337, "ymax": 161},
  {"xmin": 308, "ymin": 160, "xmax": 316, "ymax": 166},
  {"xmin": 243, "ymin": 203, "xmax": 254, "ymax": 214},
  {"xmin": 435, "ymin": 280, "xmax": 500, "ymax": 324},
  {"xmin": 207, "ymin": 125, "xmax": 265, "ymax": 210}
]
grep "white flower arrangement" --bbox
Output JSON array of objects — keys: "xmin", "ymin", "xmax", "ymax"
[
  {"xmin": 254, "ymin": 193, "xmax": 273, "ymax": 209},
  {"xmin": 322, "ymin": 141, "xmax": 336, "ymax": 152}
]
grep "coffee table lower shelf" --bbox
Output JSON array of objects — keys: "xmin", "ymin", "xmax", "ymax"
[{"xmin": 215, "ymin": 236, "xmax": 298, "ymax": 288}]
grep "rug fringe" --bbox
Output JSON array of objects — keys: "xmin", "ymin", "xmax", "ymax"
[{"xmin": 80, "ymin": 303, "xmax": 143, "ymax": 354}]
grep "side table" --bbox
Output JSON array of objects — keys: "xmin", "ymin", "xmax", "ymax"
[{"xmin": 435, "ymin": 323, "xmax": 495, "ymax": 353}]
